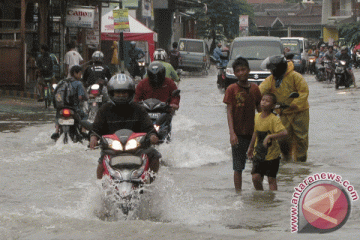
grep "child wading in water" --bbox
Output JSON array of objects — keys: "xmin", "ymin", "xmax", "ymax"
[{"xmin": 247, "ymin": 93, "xmax": 288, "ymax": 190}]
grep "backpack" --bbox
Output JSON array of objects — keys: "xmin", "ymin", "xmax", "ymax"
[
  {"xmin": 39, "ymin": 55, "xmax": 53, "ymax": 77},
  {"xmin": 53, "ymin": 78, "xmax": 75, "ymax": 109}
]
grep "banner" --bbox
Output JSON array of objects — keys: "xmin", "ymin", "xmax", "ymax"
[
  {"xmin": 123, "ymin": 0, "xmax": 138, "ymax": 8},
  {"xmin": 113, "ymin": 9, "xmax": 130, "ymax": 33},
  {"xmin": 142, "ymin": 0, "xmax": 152, "ymax": 18},
  {"xmin": 66, "ymin": 7, "xmax": 95, "ymax": 28}
]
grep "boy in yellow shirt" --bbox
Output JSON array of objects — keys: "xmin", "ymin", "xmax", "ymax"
[{"xmin": 247, "ymin": 93, "xmax": 288, "ymax": 190}]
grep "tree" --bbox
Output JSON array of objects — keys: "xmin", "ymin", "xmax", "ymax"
[
  {"xmin": 194, "ymin": 0, "xmax": 255, "ymax": 45},
  {"xmin": 338, "ymin": 21, "xmax": 360, "ymax": 47}
]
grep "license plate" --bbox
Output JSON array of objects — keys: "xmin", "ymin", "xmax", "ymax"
[
  {"xmin": 148, "ymin": 113, "xmax": 160, "ymax": 119},
  {"xmin": 89, "ymin": 96, "xmax": 102, "ymax": 103},
  {"xmin": 59, "ymin": 118, "xmax": 74, "ymax": 125}
]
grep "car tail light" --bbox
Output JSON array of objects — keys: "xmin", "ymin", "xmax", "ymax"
[{"xmin": 62, "ymin": 109, "xmax": 72, "ymax": 117}]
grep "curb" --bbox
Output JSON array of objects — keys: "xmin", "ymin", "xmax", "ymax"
[{"xmin": 0, "ymin": 89, "xmax": 39, "ymax": 100}]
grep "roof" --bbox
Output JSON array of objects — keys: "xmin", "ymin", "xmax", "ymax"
[{"xmin": 233, "ymin": 36, "xmax": 281, "ymax": 41}]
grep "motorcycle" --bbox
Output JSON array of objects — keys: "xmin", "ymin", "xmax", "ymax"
[
  {"xmin": 81, "ymin": 121, "xmax": 152, "ymax": 216},
  {"xmin": 334, "ymin": 60, "xmax": 353, "ymax": 89},
  {"xmin": 216, "ymin": 52, "xmax": 229, "ymax": 90},
  {"xmin": 57, "ymin": 107, "xmax": 84, "ymax": 144},
  {"xmin": 86, "ymin": 83, "xmax": 104, "ymax": 123},
  {"xmin": 354, "ymin": 51, "xmax": 360, "ymax": 68},
  {"xmin": 137, "ymin": 58, "xmax": 146, "ymax": 79},
  {"xmin": 307, "ymin": 54, "xmax": 316, "ymax": 75},
  {"xmin": 315, "ymin": 58, "xmax": 325, "ymax": 82},
  {"xmin": 323, "ymin": 59, "xmax": 334, "ymax": 83},
  {"xmin": 139, "ymin": 90, "xmax": 180, "ymax": 144}
]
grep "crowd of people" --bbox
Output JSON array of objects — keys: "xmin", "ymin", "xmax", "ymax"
[{"xmin": 35, "ymin": 38, "xmax": 328, "ymax": 193}]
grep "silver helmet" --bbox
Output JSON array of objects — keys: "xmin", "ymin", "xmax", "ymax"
[
  {"xmin": 153, "ymin": 48, "xmax": 167, "ymax": 61},
  {"xmin": 92, "ymin": 51, "xmax": 104, "ymax": 62},
  {"xmin": 107, "ymin": 73, "xmax": 135, "ymax": 105}
]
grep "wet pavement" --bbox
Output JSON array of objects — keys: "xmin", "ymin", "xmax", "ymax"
[{"xmin": 0, "ymin": 96, "xmax": 55, "ymax": 133}]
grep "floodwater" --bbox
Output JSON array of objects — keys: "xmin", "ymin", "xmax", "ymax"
[{"xmin": 0, "ymin": 68, "xmax": 359, "ymax": 239}]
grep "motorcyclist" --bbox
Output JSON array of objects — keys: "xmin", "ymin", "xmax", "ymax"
[
  {"xmin": 51, "ymin": 65, "xmax": 87, "ymax": 140},
  {"xmin": 336, "ymin": 46, "xmax": 356, "ymax": 87},
  {"xmin": 82, "ymin": 51, "xmax": 112, "ymax": 88},
  {"xmin": 82, "ymin": 51, "xmax": 111, "ymax": 103},
  {"xmin": 89, "ymin": 73, "xmax": 161, "ymax": 179},
  {"xmin": 259, "ymin": 55, "xmax": 310, "ymax": 162},
  {"xmin": 133, "ymin": 62, "xmax": 180, "ymax": 113},
  {"xmin": 213, "ymin": 43, "xmax": 227, "ymax": 67},
  {"xmin": 144, "ymin": 48, "xmax": 180, "ymax": 84},
  {"xmin": 128, "ymin": 41, "xmax": 145, "ymax": 79}
]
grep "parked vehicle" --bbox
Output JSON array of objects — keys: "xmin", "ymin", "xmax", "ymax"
[
  {"xmin": 334, "ymin": 59, "xmax": 353, "ymax": 89},
  {"xmin": 178, "ymin": 38, "xmax": 210, "ymax": 74},
  {"xmin": 224, "ymin": 36, "xmax": 283, "ymax": 89},
  {"xmin": 139, "ymin": 90, "xmax": 180, "ymax": 144},
  {"xmin": 281, "ymin": 37, "xmax": 309, "ymax": 72}
]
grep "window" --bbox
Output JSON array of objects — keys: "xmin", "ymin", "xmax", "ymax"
[{"xmin": 230, "ymin": 41, "xmax": 283, "ymax": 60}]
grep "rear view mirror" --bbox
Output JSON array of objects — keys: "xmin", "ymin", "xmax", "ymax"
[{"xmin": 172, "ymin": 89, "xmax": 181, "ymax": 97}]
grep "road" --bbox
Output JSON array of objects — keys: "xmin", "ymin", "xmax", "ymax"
[{"xmin": 0, "ymin": 66, "xmax": 359, "ymax": 239}]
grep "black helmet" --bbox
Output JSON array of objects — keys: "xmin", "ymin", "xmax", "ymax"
[
  {"xmin": 147, "ymin": 62, "xmax": 166, "ymax": 88},
  {"xmin": 107, "ymin": 73, "xmax": 135, "ymax": 105},
  {"xmin": 261, "ymin": 55, "xmax": 288, "ymax": 80}
]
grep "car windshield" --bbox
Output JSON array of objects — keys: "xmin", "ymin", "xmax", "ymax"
[
  {"xmin": 179, "ymin": 40, "xmax": 204, "ymax": 53},
  {"xmin": 230, "ymin": 41, "xmax": 282, "ymax": 60},
  {"xmin": 281, "ymin": 40, "xmax": 301, "ymax": 54}
]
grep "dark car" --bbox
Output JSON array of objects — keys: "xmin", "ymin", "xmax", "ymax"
[{"xmin": 224, "ymin": 36, "xmax": 283, "ymax": 89}]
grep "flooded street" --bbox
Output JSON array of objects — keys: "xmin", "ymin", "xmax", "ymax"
[{"xmin": 0, "ymin": 68, "xmax": 359, "ymax": 239}]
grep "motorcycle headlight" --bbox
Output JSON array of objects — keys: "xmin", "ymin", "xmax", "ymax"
[
  {"xmin": 124, "ymin": 136, "xmax": 144, "ymax": 151},
  {"xmin": 226, "ymin": 67, "xmax": 234, "ymax": 76},
  {"xmin": 340, "ymin": 60, "xmax": 346, "ymax": 65},
  {"xmin": 107, "ymin": 139, "xmax": 123, "ymax": 151},
  {"xmin": 154, "ymin": 124, "xmax": 160, "ymax": 132}
]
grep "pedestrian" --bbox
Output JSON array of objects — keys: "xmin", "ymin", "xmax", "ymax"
[
  {"xmin": 36, "ymin": 44, "xmax": 54, "ymax": 101},
  {"xmin": 64, "ymin": 40, "xmax": 83, "ymax": 78},
  {"xmin": 110, "ymin": 41, "xmax": 119, "ymax": 75},
  {"xmin": 247, "ymin": 93, "xmax": 288, "ymax": 191},
  {"xmin": 259, "ymin": 55, "xmax": 309, "ymax": 162},
  {"xmin": 169, "ymin": 42, "xmax": 181, "ymax": 70},
  {"xmin": 223, "ymin": 57, "xmax": 262, "ymax": 193}
]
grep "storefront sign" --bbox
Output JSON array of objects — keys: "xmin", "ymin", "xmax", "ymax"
[
  {"xmin": 123, "ymin": 0, "xmax": 138, "ymax": 8},
  {"xmin": 66, "ymin": 7, "xmax": 95, "ymax": 28},
  {"xmin": 113, "ymin": 9, "xmax": 130, "ymax": 33}
]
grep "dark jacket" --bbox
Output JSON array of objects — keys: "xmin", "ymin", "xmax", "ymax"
[{"xmin": 92, "ymin": 101, "xmax": 155, "ymax": 136}]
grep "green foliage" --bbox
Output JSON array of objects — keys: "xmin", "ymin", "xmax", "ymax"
[
  {"xmin": 194, "ymin": 0, "xmax": 255, "ymax": 42},
  {"xmin": 338, "ymin": 22, "xmax": 360, "ymax": 47}
]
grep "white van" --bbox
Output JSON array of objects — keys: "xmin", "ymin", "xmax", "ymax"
[{"xmin": 281, "ymin": 37, "xmax": 309, "ymax": 72}]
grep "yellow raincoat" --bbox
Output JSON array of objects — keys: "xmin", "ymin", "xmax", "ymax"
[{"xmin": 259, "ymin": 61, "xmax": 310, "ymax": 162}]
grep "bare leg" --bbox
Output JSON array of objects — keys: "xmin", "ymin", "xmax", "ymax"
[
  {"xmin": 234, "ymin": 170, "xmax": 242, "ymax": 193},
  {"xmin": 97, "ymin": 163, "xmax": 104, "ymax": 179},
  {"xmin": 252, "ymin": 173, "xmax": 264, "ymax": 190},
  {"xmin": 268, "ymin": 177, "xmax": 278, "ymax": 191}
]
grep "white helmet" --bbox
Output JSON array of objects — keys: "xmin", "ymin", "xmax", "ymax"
[
  {"xmin": 154, "ymin": 48, "xmax": 167, "ymax": 61},
  {"xmin": 92, "ymin": 51, "xmax": 104, "ymax": 62}
]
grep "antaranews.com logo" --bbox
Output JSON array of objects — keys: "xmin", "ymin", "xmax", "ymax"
[{"xmin": 290, "ymin": 172, "xmax": 358, "ymax": 233}]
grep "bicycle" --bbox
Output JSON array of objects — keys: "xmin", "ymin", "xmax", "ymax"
[{"xmin": 43, "ymin": 77, "xmax": 53, "ymax": 109}]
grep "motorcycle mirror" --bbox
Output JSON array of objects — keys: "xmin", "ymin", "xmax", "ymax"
[
  {"xmin": 289, "ymin": 92, "xmax": 299, "ymax": 98},
  {"xmin": 171, "ymin": 89, "xmax": 181, "ymax": 97}
]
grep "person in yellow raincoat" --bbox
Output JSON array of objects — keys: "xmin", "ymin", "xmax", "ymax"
[
  {"xmin": 110, "ymin": 41, "xmax": 119, "ymax": 74},
  {"xmin": 259, "ymin": 55, "xmax": 309, "ymax": 162}
]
